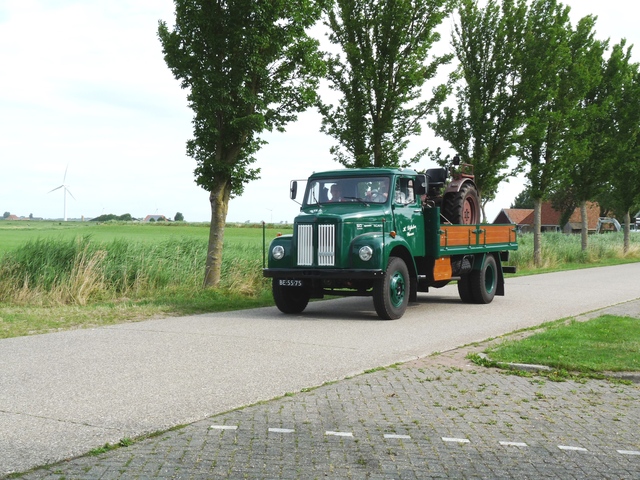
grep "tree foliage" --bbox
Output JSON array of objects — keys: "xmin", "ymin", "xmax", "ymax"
[
  {"xmin": 158, "ymin": 0, "xmax": 325, "ymax": 287},
  {"xmin": 431, "ymin": 0, "xmax": 527, "ymax": 220},
  {"xmin": 511, "ymin": 185, "xmax": 534, "ymax": 209},
  {"xmin": 595, "ymin": 42, "xmax": 640, "ymax": 252},
  {"xmin": 320, "ymin": 0, "xmax": 455, "ymax": 168},
  {"xmin": 516, "ymin": 0, "xmax": 602, "ymax": 265}
]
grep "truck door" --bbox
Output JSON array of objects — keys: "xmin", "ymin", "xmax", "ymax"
[{"xmin": 392, "ymin": 176, "xmax": 425, "ymax": 257}]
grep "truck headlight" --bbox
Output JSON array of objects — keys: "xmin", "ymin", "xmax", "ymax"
[
  {"xmin": 272, "ymin": 245, "xmax": 285, "ymax": 260},
  {"xmin": 358, "ymin": 246, "xmax": 373, "ymax": 262}
]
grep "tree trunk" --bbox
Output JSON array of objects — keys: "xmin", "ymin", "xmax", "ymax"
[
  {"xmin": 533, "ymin": 197, "xmax": 542, "ymax": 267},
  {"xmin": 623, "ymin": 210, "xmax": 631, "ymax": 254},
  {"xmin": 580, "ymin": 200, "xmax": 588, "ymax": 252},
  {"xmin": 204, "ymin": 178, "xmax": 232, "ymax": 288}
]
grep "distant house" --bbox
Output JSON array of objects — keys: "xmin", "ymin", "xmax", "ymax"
[
  {"xmin": 143, "ymin": 215, "xmax": 168, "ymax": 222},
  {"xmin": 493, "ymin": 201, "xmax": 600, "ymax": 234},
  {"xmin": 6, "ymin": 214, "xmax": 20, "ymax": 221}
]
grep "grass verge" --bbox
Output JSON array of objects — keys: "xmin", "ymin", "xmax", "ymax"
[{"xmin": 478, "ymin": 315, "xmax": 640, "ymax": 374}]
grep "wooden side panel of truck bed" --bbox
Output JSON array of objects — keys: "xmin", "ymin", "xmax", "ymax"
[
  {"xmin": 439, "ymin": 224, "xmax": 516, "ymax": 248},
  {"xmin": 423, "ymin": 207, "xmax": 517, "ymax": 257},
  {"xmin": 437, "ymin": 224, "xmax": 517, "ymax": 256}
]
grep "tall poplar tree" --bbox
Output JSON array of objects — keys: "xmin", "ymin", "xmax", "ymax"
[
  {"xmin": 516, "ymin": 0, "xmax": 593, "ymax": 266},
  {"xmin": 431, "ymin": 0, "xmax": 527, "ymax": 221},
  {"xmin": 550, "ymin": 15, "xmax": 606, "ymax": 252},
  {"xmin": 597, "ymin": 42, "xmax": 640, "ymax": 253},
  {"xmin": 158, "ymin": 0, "xmax": 325, "ymax": 287},
  {"xmin": 320, "ymin": 0, "xmax": 455, "ymax": 168}
]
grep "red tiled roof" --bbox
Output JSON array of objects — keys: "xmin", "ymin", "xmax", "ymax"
[
  {"xmin": 495, "ymin": 201, "xmax": 601, "ymax": 229},
  {"xmin": 501, "ymin": 209, "xmax": 533, "ymax": 225}
]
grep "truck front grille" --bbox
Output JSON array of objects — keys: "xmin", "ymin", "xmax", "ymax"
[{"xmin": 297, "ymin": 224, "xmax": 335, "ymax": 266}]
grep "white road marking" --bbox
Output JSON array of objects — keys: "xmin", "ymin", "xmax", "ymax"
[
  {"xmin": 500, "ymin": 441, "xmax": 528, "ymax": 447},
  {"xmin": 325, "ymin": 431, "xmax": 353, "ymax": 437},
  {"xmin": 617, "ymin": 450, "xmax": 640, "ymax": 456},
  {"xmin": 384, "ymin": 434, "xmax": 411, "ymax": 439},
  {"xmin": 210, "ymin": 425, "xmax": 238, "ymax": 430},
  {"xmin": 268, "ymin": 428, "xmax": 295, "ymax": 433},
  {"xmin": 558, "ymin": 445, "xmax": 588, "ymax": 452},
  {"xmin": 442, "ymin": 437, "xmax": 470, "ymax": 444}
]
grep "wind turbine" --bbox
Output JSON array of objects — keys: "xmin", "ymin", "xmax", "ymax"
[{"xmin": 48, "ymin": 165, "xmax": 76, "ymax": 221}]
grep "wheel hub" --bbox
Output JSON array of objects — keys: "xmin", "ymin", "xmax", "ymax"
[{"xmin": 389, "ymin": 272, "xmax": 406, "ymax": 307}]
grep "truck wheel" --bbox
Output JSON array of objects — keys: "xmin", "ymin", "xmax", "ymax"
[
  {"xmin": 469, "ymin": 255, "xmax": 497, "ymax": 304},
  {"xmin": 442, "ymin": 183, "xmax": 480, "ymax": 224},
  {"xmin": 272, "ymin": 280, "xmax": 310, "ymax": 314},
  {"xmin": 457, "ymin": 275, "xmax": 474, "ymax": 303},
  {"xmin": 373, "ymin": 257, "xmax": 409, "ymax": 320}
]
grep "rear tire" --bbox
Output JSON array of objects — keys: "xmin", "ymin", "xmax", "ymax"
[
  {"xmin": 272, "ymin": 279, "xmax": 310, "ymax": 314},
  {"xmin": 469, "ymin": 255, "xmax": 497, "ymax": 304},
  {"xmin": 443, "ymin": 182, "xmax": 480, "ymax": 224},
  {"xmin": 373, "ymin": 257, "xmax": 409, "ymax": 320},
  {"xmin": 457, "ymin": 275, "xmax": 474, "ymax": 303}
]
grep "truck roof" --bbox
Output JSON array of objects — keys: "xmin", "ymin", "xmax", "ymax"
[{"xmin": 308, "ymin": 167, "xmax": 420, "ymax": 179}]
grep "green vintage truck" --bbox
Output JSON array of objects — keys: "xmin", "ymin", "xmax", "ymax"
[{"xmin": 263, "ymin": 161, "xmax": 517, "ymax": 320}]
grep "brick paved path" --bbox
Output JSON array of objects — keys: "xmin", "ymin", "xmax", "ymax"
[{"xmin": 19, "ymin": 358, "xmax": 640, "ymax": 479}]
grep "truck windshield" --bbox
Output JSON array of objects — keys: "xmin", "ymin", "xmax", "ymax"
[{"xmin": 304, "ymin": 177, "xmax": 390, "ymax": 205}]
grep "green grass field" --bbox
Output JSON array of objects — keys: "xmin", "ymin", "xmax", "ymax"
[{"xmin": 0, "ymin": 220, "xmax": 292, "ymax": 255}]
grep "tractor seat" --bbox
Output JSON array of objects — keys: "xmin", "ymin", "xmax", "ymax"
[{"xmin": 426, "ymin": 167, "xmax": 447, "ymax": 187}]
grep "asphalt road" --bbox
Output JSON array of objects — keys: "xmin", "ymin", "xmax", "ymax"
[{"xmin": 1, "ymin": 263, "xmax": 639, "ymax": 477}]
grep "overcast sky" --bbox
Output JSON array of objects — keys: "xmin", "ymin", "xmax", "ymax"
[{"xmin": 0, "ymin": 0, "xmax": 636, "ymax": 223}]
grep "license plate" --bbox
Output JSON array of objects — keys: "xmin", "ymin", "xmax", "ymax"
[{"xmin": 279, "ymin": 279, "xmax": 303, "ymax": 287}]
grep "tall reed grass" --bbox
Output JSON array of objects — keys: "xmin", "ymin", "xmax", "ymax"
[
  {"xmin": 0, "ymin": 236, "xmax": 268, "ymax": 306},
  {"xmin": 509, "ymin": 232, "xmax": 640, "ymax": 270}
]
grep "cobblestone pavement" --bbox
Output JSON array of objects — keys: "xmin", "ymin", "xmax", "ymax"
[{"xmin": 18, "ymin": 348, "xmax": 640, "ymax": 479}]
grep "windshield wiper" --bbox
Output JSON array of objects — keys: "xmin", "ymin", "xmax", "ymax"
[{"xmin": 342, "ymin": 196, "xmax": 370, "ymax": 206}]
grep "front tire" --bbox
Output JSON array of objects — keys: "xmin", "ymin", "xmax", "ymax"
[
  {"xmin": 469, "ymin": 255, "xmax": 497, "ymax": 304},
  {"xmin": 373, "ymin": 257, "xmax": 409, "ymax": 320},
  {"xmin": 272, "ymin": 280, "xmax": 310, "ymax": 314}
]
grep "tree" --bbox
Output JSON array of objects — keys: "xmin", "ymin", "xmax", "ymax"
[
  {"xmin": 2, "ymin": 212, "xmax": 9, "ymax": 219},
  {"xmin": 431, "ymin": 0, "xmax": 527, "ymax": 221},
  {"xmin": 596, "ymin": 42, "xmax": 640, "ymax": 253},
  {"xmin": 320, "ymin": 0, "xmax": 454, "ymax": 168},
  {"xmin": 159, "ymin": 0, "xmax": 325, "ymax": 287},
  {"xmin": 551, "ymin": 15, "xmax": 607, "ymax": 251},
  {"xmin": 516, "ymin": 0, "xmax": 594, "ymax": 266},
  {"xmin": 174, "ymin": 212, "xmax": 184, "ymax": 222}
]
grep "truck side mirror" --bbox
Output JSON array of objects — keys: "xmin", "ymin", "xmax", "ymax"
[
  {"xmin": 414, "ymin": 174, "xmax": 427, "ymax": 196},
  {"xmin": 290, "ymin": 181, "xmax": 298, "ymax": 200}
]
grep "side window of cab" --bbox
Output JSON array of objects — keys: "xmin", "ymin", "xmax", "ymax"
[{"xmin": 394, "ymin": 178, "xmax": 416, "ymax": 205}]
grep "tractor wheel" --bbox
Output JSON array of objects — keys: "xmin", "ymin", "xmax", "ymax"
[
  {"xmin": 272, "ymin": 279, "xmax": 310, "ymax": 314},
  {"xmin": 469, "ymin": 255, "xmax": 497, "ymax": 304},
  {"xmin": 442, "ymin": 182, "xmax": 480, "ymax": 224},
  {"xmin": 373, "ymin": 257, "xmax": 409, "ymax": 320}
]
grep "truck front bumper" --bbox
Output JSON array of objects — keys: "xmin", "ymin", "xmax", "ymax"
[{"xmin": 263, "ymin": 268, "xmax": 384, "ymax": 279}]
